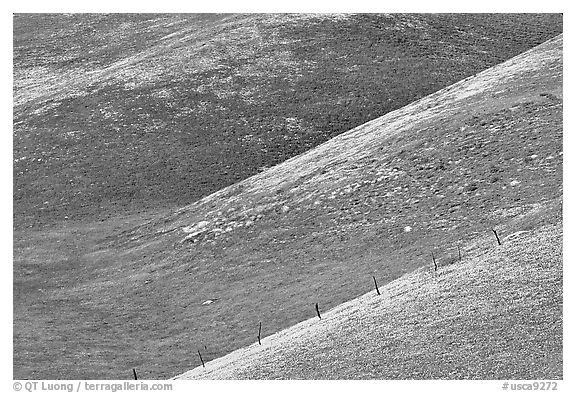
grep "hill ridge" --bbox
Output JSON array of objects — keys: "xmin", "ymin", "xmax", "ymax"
[
  {"xmin": 13, "ymin": 14, "xmax": 563, "ymax": 229},
  {"xmin": 173, "ymin": 200, "xmax": 562, "ymax": 379},
  {"xmin": 166, "ymin": 35, "xmax": 562, "ymax": 379},
  {"xmin": 123, "ymin": 34, "xmax": 562, "ymax": 245},
  {"xmin": 13, "ymin": 21, "xmax": 563, "ymax": 379}
]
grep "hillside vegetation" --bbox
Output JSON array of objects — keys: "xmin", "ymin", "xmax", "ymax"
[
  {"xmin": 175, "ymin": 202, "xmax": 562, "ymax": 379},
  {"xmin": 13, "ymin": 13, "xmax": 562, "ymax": 229},
  {"xmin": 13, "ymin": 30, "xmax": 562, "ymax": 379}
]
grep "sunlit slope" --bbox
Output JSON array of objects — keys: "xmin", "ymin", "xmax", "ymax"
[
  {"xmin": 174, "ymin": 202, "xmax": 562, "ymax": 379},
  {"xmin": 13, "ymin": 14, "xmax": 562, "ymax": 228},
  {"xmin": 13, "ymin": 35, "xmax": 562, "ymax": 379},
  {"xmin": 115, "ymin": 34, "xmax": 563, "ymax": 377}
]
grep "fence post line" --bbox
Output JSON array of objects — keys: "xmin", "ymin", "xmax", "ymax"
[{"xmin": 132, "ymin": 368, "xmax": 138, "ymax": 380}]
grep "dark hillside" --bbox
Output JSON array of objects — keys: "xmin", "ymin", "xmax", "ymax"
[{"xmin": 13, "ymin": 13, "xmax": 562, "ymax": 229}]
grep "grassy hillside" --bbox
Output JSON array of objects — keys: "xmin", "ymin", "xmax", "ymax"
[
  {"xmin": 13, "ymin": 13, "xmax": 562, "ymax": 229},
  {"xmin": 174, "ymin": 202, "xmax": 562, "ymax": 379},
  {"xmin": 13, "ymin": 32, "xmax": 562, "ymax": 379}
]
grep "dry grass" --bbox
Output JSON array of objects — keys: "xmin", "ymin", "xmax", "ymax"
[
  {"xmin": 13, "ymin": 33, "xmax": 563, "ymax": 379},
  {"xmin": 175, "ymin": 203, "xmax": 562, "ymax": 379},
  {"xmin": 13, "ymin": 14, "xmax": 562, "ymax": 228}
]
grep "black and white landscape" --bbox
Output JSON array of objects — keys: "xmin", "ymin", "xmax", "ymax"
[{"xmin": 13, "ymin": 13, "xmax": 563, "ymax": 380}]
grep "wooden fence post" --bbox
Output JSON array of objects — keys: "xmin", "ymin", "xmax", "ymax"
[
  {"xmin": 258, "ymin": 322, "xmax": 262, "ymax": 345},
  {"xmin": 198, "ymin": 350, "xmax": 205, "ymax": 368},
  {"xmin": 372, "ymin": 276, "xmax": 381, "ymax": 295},
  {"xmin": 492, "ymin": 229, "xmax": 502, "ymax": 246}
]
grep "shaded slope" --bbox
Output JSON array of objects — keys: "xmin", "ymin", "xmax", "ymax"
[
  {"xmin": 13, "ymin": 13, "xmax": 562, "ymax": 228},
  {"xmin": 174, "ymin": 202, "xmax": 562, "ymax": 379},
  {"xmin": 13, "ymin": 35, "xmax": 563, "ymax": 379}
]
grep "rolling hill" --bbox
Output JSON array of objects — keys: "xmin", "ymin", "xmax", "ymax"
[
  {"xmin": 174, "ymin": 204, "xmax": 562, "ymax": 379},
  {"xmin": 13, "ymin": 16, "xmax": 562, "ymax": 380},
  {"xmin": 13, "ymin": 13, "xmax": 562, "ymax": 229},
  {"xmin": 170, "ymin": 33, "xmax": 562, "ymax": 379}
]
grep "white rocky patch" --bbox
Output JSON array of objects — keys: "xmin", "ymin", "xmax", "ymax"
[
  {"xmin": 182, "ymin": 220, "xmax": 211, "ymax": 241},
  {"xmin": 183, "ymin": 220, "xmax": 210, "ymax": 234}
]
